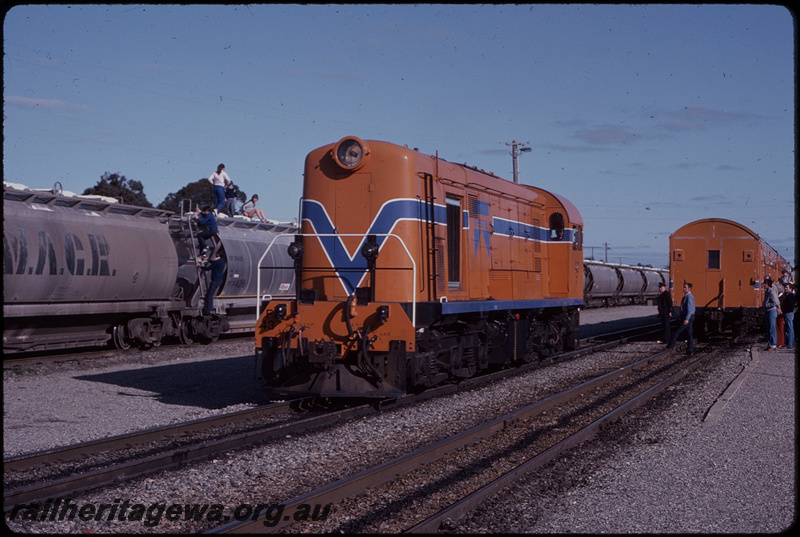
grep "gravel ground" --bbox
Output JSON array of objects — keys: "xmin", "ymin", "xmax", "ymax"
[
  {"xmin": 3, "ymin": 338, "xmax": 269, "ymax": 457},
  {"xmin": 9, "ymin": 306, "xmax": 789, "ymax": 534},
  {"xmin": 457, "ymin": 343, "xmax": 795, "ymax": 533}
]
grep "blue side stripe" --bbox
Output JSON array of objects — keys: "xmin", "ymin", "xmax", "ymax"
[
  {"xmin": 491, "ymin": 216, "xmax": 574, "ymax": 242},
  {"xmin": 441, "ymin": 297, "xmax": 583, "ymax": 315}
]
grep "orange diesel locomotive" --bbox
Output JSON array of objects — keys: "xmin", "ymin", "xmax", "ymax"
[
  {"xmin": 669, "ymin": 218, "xmax": 792, "ymax": 333},
  {"xmin": 255, "ymin": 137, "xmax": 583, "ymax": 397}
]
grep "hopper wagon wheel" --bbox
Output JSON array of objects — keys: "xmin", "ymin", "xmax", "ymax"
[
  {"xmin": 178, "ymin": 319, "xmax": 194, "ymax": 345},
  {"xmin": 113, "ymin": 324, "xmax": 131, "ymax": 350}
]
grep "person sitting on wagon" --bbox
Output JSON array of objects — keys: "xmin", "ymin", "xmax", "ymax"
[{"xmin": 242, "ymin": 194, "xmax": 268, "ymax": 223}]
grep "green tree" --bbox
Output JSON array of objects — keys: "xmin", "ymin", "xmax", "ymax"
[
  {"xmin": 83, "ymin": 172, "xmax": 152, "ymax": 207},
  {"xmin": 157, "ymin": 179, "xmax": 247, "ymax": 214}
]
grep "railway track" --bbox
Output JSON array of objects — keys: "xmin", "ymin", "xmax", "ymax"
[
  {"xmin": 213, "ymin": 337, "xmax": 718, "ymax": 533},
  {"xmin": 3, "ymin": 323, "xmax": 671, "ymax": 516},
  {"xmin": 2, "ymin": 333, "xmax": 252, "ymax": 370},
  {"xmin": 3, "ymin": 399, "xmax": 328, "ymax": 510}
]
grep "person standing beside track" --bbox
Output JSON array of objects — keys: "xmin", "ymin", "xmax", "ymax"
[
  {"xmin": 779, "ymin": 282, "xmax": 795, "ymax": 349},
  {"xmin": 657, "ymin": 281, "xmax": 674, "ymax": 344},
  {"xmin": 777, "ymin": 269, "xmax": 790, "ymax": 293},
  {"xmin": 763, "ymin": 276, "xmax": 781, "ymax": 351},
  {"xmin": 208, "ymin": 163, "xmax": 232, "ymax": 215},
  {"xmin": 668, "ymin": 282, "xmax": 695, "ymax": 355}
]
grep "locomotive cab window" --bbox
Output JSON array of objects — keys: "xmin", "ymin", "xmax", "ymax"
[
  {"xmin": 446, "ymin": 196, "xmax": 461, "ymax": 287},
  {"xmin": 708, "ymin": 249, "xmax": 720, "ymax": 270},
  {"xmin": 549, "ymin": 212, "xmax": 565, "ymax": 240},
  {"xmin": 572, "ymin": 225, "xmax": 582, "ymax": 251}
]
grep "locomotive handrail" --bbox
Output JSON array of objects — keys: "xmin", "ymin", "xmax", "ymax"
[{"xmin": 256, "ymin": 232, "xmax": 417, "ymax": 327}]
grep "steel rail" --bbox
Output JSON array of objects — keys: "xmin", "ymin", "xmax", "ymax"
[
  {"xmin": 211, "ymin": 345, "xmax": 682, "ymax": 533},
  {"xmin": 4, "ymin": 400, "xmax": 306, "ymax": 473},
  {"xmin": 2, "ymin": 333, "xmax": 251, "ymax": 368},
  {"xmin": 2, "ymin": 402, "xmax": 378, "ymax": 511},
  {"xmin": 406, "ymin": 348, "xmax": 715, "ymax": 533}
]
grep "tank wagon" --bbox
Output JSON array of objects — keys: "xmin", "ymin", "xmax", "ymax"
[
  {"xmin": 3, "ymin": 182, "xmax": 296, "ymax": 353},
  {"xmin": 669, "ymin": 218, "xmax": 792, "ymax": 333},
  {"xmin": 255, "ymin": 136, "xmax": 584, "ymax": 398},
  {"xmin": 583, "ymin": 260, "xmax": 668, "ymax": 307}
]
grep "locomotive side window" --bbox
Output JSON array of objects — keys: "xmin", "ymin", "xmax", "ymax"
[
  {"xmin": 549, "ymin": 212, "xmax": 565, "ymax": 240},
  {"xmin": 446, "ymin": 196, "xmax": 461, "ymax": 287},
  {"xmin": 708, "ymin": 249, "xmax": 720, "ymax": 269}
]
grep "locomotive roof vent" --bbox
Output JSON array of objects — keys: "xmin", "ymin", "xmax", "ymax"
[{"xmin": 333, "ymin": 136, "xmax": 370, "ymax": 171}]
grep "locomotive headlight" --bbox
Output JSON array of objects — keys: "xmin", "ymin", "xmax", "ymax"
[
  {"xmin": 274, "ymin": 303, "xmax": 287, "ymax": 322},
  {"xmin": 361, "ymin": 242, "xmax": 379, "ymax": 261},
  {"xmin": 287, "ymin": 242, "xmax": 304, "ymax": 260},
  {"xmin": 333, "ymin": 136, "xmax": 369, "ymax": 170}
]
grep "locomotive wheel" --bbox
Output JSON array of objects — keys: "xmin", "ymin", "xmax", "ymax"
[
  {"xmin": 178, "ymin": 320, "xmax": 194, "ymax": 345},
  {"xmin": 113, "ymin": 324, "xmax": 131, "ymax": 350}
]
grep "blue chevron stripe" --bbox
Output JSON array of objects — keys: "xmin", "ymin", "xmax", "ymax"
[{"xmin": 301, "ymin": 198, "xmax": 446, "ymax": 294}]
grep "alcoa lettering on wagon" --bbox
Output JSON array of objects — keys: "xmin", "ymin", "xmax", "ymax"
[{"xmin": 255, "ymin": 136, "xmax": 584, "ymax": 397}]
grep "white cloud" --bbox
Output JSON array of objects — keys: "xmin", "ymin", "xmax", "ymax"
[{"xmin": 5, "ymin": 95, "xmax": 90, "ymax": 112}]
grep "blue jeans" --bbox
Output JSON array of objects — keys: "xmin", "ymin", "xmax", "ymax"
[
  {"xmin": 197, "ymin": 230, "xmax": 216, "ymax": 251},
  {"xmin": 669, "ymin": 315, "xmax": 694, "ymax": 353},
  {"xmin": 212, "ymin": 185, "xmax": 226, "ymax": 213},
  {"xmin": 784, "ymin": 312, "xmax": 795, "ymax": 348},
  {"xmin": 224, "ymin": 198, "xmax": 237, "ymax": 217},
  {"xmin": 766, "ymin": 308, "xmax": 778, "ymax": 347},
  {"xmin": 204, "ymin": 279, "xmax": 222, "ymax": 316}
]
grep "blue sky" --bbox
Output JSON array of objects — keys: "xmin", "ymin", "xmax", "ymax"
[{"xmin": 3, "ymin": 4, "xmax": 795, "ymax": 268}]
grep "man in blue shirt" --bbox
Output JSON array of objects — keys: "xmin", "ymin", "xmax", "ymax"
[
  {"xmin": 195, "ymin": 205, "xmax": 218, "ymax": 256},
  {"xmin": 668, "ymin": 282, "xmax": 695, "ymax": 354},
  {"xmin": 196, "ymin": 252, "xmax": 226, "ymax": 316}
]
